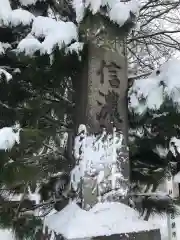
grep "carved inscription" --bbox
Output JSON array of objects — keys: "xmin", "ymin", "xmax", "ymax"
[
  {"xmin": 96, "ymin": 60, "xmax": 122, "ymax": 130},
  {"xmin": 96, "ymin": 90, "xmax": 122, "ymax": 128},
  {"xmin": 167, "ymin": 176, "xmax": 178, "ymax": 240},
  {"xmin": 97, "ymin": 60, "xmax": 106, "ymax": 84},
  {"xmin": 97, "ymin": 60, "xmax": 121, "ymax": 87},
  {"xmin": 107, "ymin": 62, "xmax": 121, "ymax": 88}
]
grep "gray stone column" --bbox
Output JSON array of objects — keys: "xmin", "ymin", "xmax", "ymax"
[{"xmin": 73, "ymin": 42, "xmax": 129, "ymax": 207}]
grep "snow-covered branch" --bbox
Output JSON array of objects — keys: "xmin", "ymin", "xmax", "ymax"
[{"xmin": 128, "ymin": 71, "xmax": 151, "ymax": 81}]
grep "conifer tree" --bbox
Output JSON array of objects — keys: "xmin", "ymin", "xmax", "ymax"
[
  {"xmin": 129, "ymin": 62, "xmax": 180, "ymax": 219},
  {"xmin": 1, "ymin": 0, "xmax": 180, "ymax": 239},
  {"xmin": 0, "ymin": 0, "xmax": 83, "ymax": 238}
]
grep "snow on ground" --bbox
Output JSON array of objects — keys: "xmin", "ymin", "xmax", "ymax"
[
  {"xmin": 44, "ymin": 201, "xmax": 158, "ymax": 239},
  {"xmin": 0, "ymin": 213, "xmax": 179, "ymax": 240},
  {"xmin": 0, "ymin": 229, "xmax": 14, "ymax": 240},
  {"xmin": 0, "ymin": 209, "xmax": 179, "ymax": 240},
  {"xmin": 44, "ymin": 200, "xmax": 180, "ymax": 240}
]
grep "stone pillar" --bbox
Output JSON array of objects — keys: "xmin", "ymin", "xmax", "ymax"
[
  {"xmin": 166, "ymin": 174, "xmax": 178, "ymax": 240},
  {"xmin": 73, "ymin": 41, "xmax": 129, "ymax": 207},
  {"xmin": 86, "ymin": 43, "xmax": 128, "ymax": 137}
]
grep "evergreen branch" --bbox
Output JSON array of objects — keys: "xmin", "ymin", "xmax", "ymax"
[
  {"xmin": 52, "ymin": 92, "xmax": 74, "ymax": 105},
  {"xmin": 0, "ymin": 100, "xmax": 21, "ymax": 111},
  {"xmin": 43, "ymin": 95, "xmax": 73, "ymax": 105},
  {"xmin": 102, "ymin": 188, "xmax": 171, "ymax": 200},
  {"xmin": 20, "ymin": 196, "xmax": 65, "ymax": 212},
  {"xmin": 14, "ymin": 183, "xmax": 28, "ymax": 220},
  {"xmin": 42, "ymin": 143, "xmax": 67, "ymax": 159},
  {"xmin": 56, "ymin": 128, "xmax": 73, "ymax": 133},
  {"xmin": 43, "ymin": 115, "xmax": 69, "ymax": 128}
]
